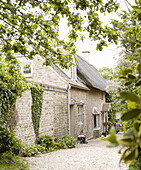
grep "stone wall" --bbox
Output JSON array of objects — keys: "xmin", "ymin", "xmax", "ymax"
[
  {"xmin": 9, "ymin": 90, "xmax": 35, "ymax": 144},
  {"xmin": 40, "ymin": 88, "xmax": 68, "ymax": 139},
  {"xmin": 10, "ymin": 87, "xmax": 68, "ymax": 144},
  {"xmin": 70, "ymin": 86, "xmax": 106, "ymax": 139},
  {"xmin": 27, "ymin": 55, "xmax": 68, "ymax": 89},
  {"xmin": 70, "ymin": 87, "xmax": 88, "ymax": 138},
  {"xmin": 86, "ymin": 87, "xmax": 106, "ymax": 138}
]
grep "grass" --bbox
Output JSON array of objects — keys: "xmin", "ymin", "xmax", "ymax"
[{"xmin": 0, "ymin": 153, "xmax": 29, "ymax": 170}]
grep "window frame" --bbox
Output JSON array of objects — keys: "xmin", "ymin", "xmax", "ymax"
[
  {"xmin": 70, "ymin": 64, "xmax": 77, "ymax": 81},
  {"xmin": 93, "ymin": 114, "xmax": 100, "ymax": 129},
  {"xmin": 77, "ymin": 105, "xmax": 83, "ymax": 124},
  {"xmin": 17, "ymin": 55, "xmax": 33, "ymax": 77}
]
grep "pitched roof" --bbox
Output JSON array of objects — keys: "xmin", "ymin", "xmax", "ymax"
[
  {"xmin": 51, "ymin": 64, "xmax": 89, "ymax": 90},
  {"xmin": 76, "ymin": 55, "xmax": 107, "ymax": 91}
]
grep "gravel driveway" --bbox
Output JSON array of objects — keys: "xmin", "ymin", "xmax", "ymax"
[{"xmin": 26, "ymin": 134, "xmax": 128, "ymax": 170}]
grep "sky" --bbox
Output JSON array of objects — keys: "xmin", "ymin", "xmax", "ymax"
[{"xmin": 59, "ymin": 0, "xmax": 132, "ymax": 70}]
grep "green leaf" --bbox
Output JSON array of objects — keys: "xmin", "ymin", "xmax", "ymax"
[
  {"xmin": 128, "ymin": 74, "xmax": 136, "ymax": 79},
  {"xmin": 107, "ymin": 127, "xmax": 118, "ymax": 144},
  {"xmin": 137, "ymin": 63, "xmax": 141, "ymax": 75},
  {"xmin": 101, "ymin": 127, "xmax": 118, "ymax": 146},
  {"xmin": 119, "ymin": 91, "xmax": 141, "ymax": 104},
  {"xmin": 124, "ymin": 148, "xmax": 138, "ymax": 164},
  {"xmin": 134, "ymin": 121, "xmax": 141, "ymax": 132},
  {"xmin": 118, "ymin": 136, "xmax": 134, "ymax": 146},
  {"xmin": 121, "ymin": 108, "xmax": 141, "ymax": 121},
  {"xmin": 135, "ymin": 79, "xmax": 141, "ymax": 86},
  {"xmin": 124, "ymin": 81, "xmax": 133, "ymax": 86}
]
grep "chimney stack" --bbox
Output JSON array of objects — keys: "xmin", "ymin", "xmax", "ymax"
[{"xmin": 82, "ymin": 51, "xmax": 90, "ymax": 63}]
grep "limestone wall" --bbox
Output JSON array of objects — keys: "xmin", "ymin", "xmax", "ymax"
[
  {"xmin": 27, "ymin": 55, "xmax": 67, "ymax": 89},
  {"xmin": 70, "ymin": 87, "xmax": 87, "ymax": 138},
  {"xmin": 11, "ymin": 88, "xmax": 68, "ymax": 144},
  {"xmin": 9, "ymin": 91, "xmax": 35, "ymax": 144},
  {"xmin": 86, "ymin": 88, "xmax": 106, "ymax": 138},
  {"xmin": 70, "ymin": 87, "xmax": 106, "ymax": 139}
]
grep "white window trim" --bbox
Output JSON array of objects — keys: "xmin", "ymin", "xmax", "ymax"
[
  {"xmin": 17, "ymin": 55, "xmax": 33, "ymax": 77},
  {"xmin": 77, "ymin": 105, "xmax": 83, "ymax": 124},
  {"xmin": 70, "ymin": 64, "xmax": 77, "ymax": 81}
]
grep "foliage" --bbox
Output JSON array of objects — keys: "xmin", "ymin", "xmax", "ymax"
[
  {"xmin": 129, "ymin": 155, "xmax": 141, "ymax": 170},
  {"xmin": 98, "ymin": 67, "xmax": 122, "ymax": 129},
  {"xmin": 31, "ymin": 84, "xmax": 44, "ymax": 143},
  {"xmin": 0, "ymin": 152, "xmax": 28, "ymax": 170},
  {"xmin": 37, "ymin": 135, "xmax": 54, "ymax": 150},
  {"xmin": 0, "ymin": 119, "xmax": 23, "ymax": 155},
  {"xmin": 103, "ymin": 1, "xmax": 141, "ymax": 166},
  {"xmin": 98, "ymin": 67, "xmax": 114, "ymax": 80},
  {"xmin": 0, "ymin": 54, "xmax": 27, "ymax": 155},
  {"xmin": 21, "ymin": 144, "xmax": 46, "ymax": 157},
  {"xmin": 0, "ymin": 0, "xmax": 119, "ymax": 69},
  {"xmin": 22, "ymin": 134, "xmax": 76, "ymax": 157},
  {"xmin": 59, "ymin": 134, "xmax": 76, "ymax": 149},
  {"xmin": 0, "ymin": 54, "xmax": 27, "ymax": 120}
]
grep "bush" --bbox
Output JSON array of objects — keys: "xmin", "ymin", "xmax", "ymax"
[
  {"xmin": 0, "ymin": 119, "xmax": 23, "ymax": 155},
  {"xmin": 59, "ymin": 135, "xmax": 76, "ymax": 149},
  {"xmin": 0, "ymin": 152, "xmax": 28, "ymax": 170},
  {"xmin": 37, "ymin": 135, "xmax": 54, "ymax": 150},
  {"xmin": 129, "ymin": 155, "xmax": 141, "ymax": 170},
  {"xmin": 21, "ymin": 144, "xmax": 46, "ymax": 157}
]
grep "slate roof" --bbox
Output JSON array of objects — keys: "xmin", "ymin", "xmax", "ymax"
[{"xmin": 76, "ymin": 55, "xmax": 107, "ymax": 91}]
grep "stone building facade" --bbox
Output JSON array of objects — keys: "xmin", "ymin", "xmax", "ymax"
[{"xmin": 11, "ymin": 50, "xmax": 110, "ymax": 144}]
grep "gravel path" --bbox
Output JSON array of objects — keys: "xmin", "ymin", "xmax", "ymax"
[{"xmin": 26, "ymin": 134, "xmax": 128, "ymax": 170}]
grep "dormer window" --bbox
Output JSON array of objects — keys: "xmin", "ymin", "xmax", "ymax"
[
  {"xmin": 70, "ymin": 64, "xmax": 77, "ymax": 81},
  {"xmin": 17, "ymin": 55, "xmax": 33, "ymax": 77}
]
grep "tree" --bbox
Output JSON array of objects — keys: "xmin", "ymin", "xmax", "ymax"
[
  {"xmin": 0, "ymin": 0, "xmax": 119, "ymax": 68},
  {"xmin": 98, "ymin": 67, "xmax": 113, "ymax": 80},
  {"xmin": 99, "ymin": 67, "xmax": 125, "ymax": 129},
  {"xmin": 103, "ymin": 1, "xmax": 141, "ymax": 169}
]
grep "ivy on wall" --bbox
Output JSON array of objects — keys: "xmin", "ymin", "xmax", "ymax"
[
  {"xmin": 31, "ymin": 84, "xmax": 44, "ymax": 143},
  {"xmin": 0, "ymin": 53, "xmax": 27, "ymax": 154}
]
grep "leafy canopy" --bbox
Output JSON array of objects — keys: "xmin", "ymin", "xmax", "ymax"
[
  {"xmin": 102, "ymin": 0, "xmax": 141, "ymax": 167},
  {"xmin": 0, "ymin": 0, "xmax": 119, "ymax": 68}
]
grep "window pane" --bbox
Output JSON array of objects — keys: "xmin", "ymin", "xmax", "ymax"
[
  {"xmin": 94, "ymin": 115, "xmax": 99, "ymax": 128},
  {"xmin": 78, "ymin": 105, "xmax": 83, "ymax": 123}
]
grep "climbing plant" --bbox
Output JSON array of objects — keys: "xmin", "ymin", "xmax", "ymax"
[
  {"xmin": 31, "ymin": 84, "xmax": 44, "ymax": 143},
  {"xmin": 0, "ymin": 53, "xmax": 27, "ymax": 154}
]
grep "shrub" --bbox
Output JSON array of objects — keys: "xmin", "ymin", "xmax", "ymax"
[
  {"xmin": 129, "ymin": 155, "xmax": 141, "ymax": 170},
  {"xmin": 59, "ymin": 135, "xmax": 76, "ymax": 149},
  {"xmin": 0, "ymin": 119, "xmax": 23, "ymax": 155},
  {"xmin": 21, "ymin": 144, "xmax": 46, "ymax": 157},
  {"xmin": 0, "ymin": 152, "xmax": 28, "ymax": 170},
  {"xmin": 37, "ymin": 135, "xmax": 54, "ymax": 150}
]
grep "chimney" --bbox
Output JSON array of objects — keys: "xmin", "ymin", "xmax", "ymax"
[{"xmin": 82, "ymin": 51, "xmax": 90, "ymax": 63}]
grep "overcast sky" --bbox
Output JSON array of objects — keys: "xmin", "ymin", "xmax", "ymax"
[{"xmin": 59, "ymin": 0, "xmax": 133, "ymax": 70}]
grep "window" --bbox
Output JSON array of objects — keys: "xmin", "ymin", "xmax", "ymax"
[
  {"xmin": 17, "ymin": 56, "xmax": 32, "ymax": 77},
  {"xmin": 94, "ymin": 114, "xmax": 100, "ymax": 129},
  {"xmin": 70, "ymin": 64, "xmax": 77, "ymax": 81},
  {"xmin": 77, "ymin": 105, "xmax": 83, "ymax": 123}
]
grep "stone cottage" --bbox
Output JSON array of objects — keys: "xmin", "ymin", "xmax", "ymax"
[{"xmin": 9, "ymin": 48, "xmax": 110, "ymax": 144}]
